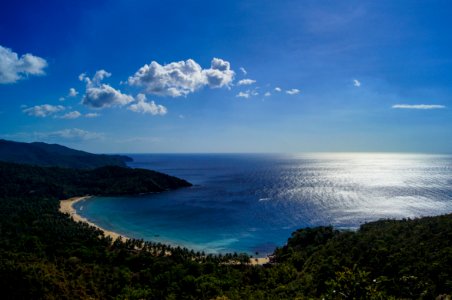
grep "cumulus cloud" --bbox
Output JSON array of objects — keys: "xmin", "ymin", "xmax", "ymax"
[
  {"xmin": 237, "ymin": 78, "xmax": 256, "ymax": 86},
  {"xmin": 23, "ymin": 104, "xmax": 65, "ymax": 117},
  {"xmin": 204, "ymin": 58, "xmax": 235, "ymax": 88},
  {"xmin": 392, "ymin": 104, "xmax": 446, "ymax": 110},
  {"xmin": 128, "ymin": 58, "xmax": 234, "ymax": 97},
  {"xmin": 353, "ymin": 79, "xmax": 361, "ymax": 87},
  {"xmin": 58, "ymin": 111, "xmax": 82, "ymax": 119},
  {"xmin": 274, "ymin": 87, "xmax": 282, "ymax": 92},
  {"xmin": 127, "ymin": 94, "xmax": 167, "ymax": 116},
  {"xmin": 0, "ymin": 45, "xmax": 47, "ymax": 84},
  {"xmin": 264, "ymin": 92, "xmax": 271, "ymax": 97},
  {"xmin": 286, "ymin": 88, "xmax": 300, "ymax": 95},
  {"xmin": 81, "ymin": 70, "xmax": 134, "ymax": 108},
  {"xmin": 240, "ymin": 67, "xmax": 247, "ymax": 75},
  {"xmin": 83, "ymin": 85, "xmax": 134, "ymax": 108},
  {"xmin": 68, "ymin": 88, "xmax": 78, "ymax": 97}
]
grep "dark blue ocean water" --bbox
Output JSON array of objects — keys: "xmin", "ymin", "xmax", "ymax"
[{"xmin": 75, "ymin": 153, "xmax": 452, "ymax": 255}]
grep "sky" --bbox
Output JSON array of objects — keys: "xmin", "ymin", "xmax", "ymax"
[{"xmin": 1, "ymin": 0, "xmax": 451, "ymax": 153}]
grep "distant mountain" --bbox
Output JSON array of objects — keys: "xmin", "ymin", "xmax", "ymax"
[{"xmin": 0, "ymin": 139, "xmax": 132, "ymax": 169}]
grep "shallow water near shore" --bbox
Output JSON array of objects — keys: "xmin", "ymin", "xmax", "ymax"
[{"xmin": 75, "ymin": 153, "xmax": 452, "ymax": 255}]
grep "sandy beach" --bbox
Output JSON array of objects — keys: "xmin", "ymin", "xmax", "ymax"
[
  {"xmin": 59, "ymin": 196, "xmax": 271, "ymax": 265},
  {"xmin": 59, "ymin": 196, "xmax": 129, "ymax": 242},
  {"xmin": 249, "ymin": 257, "xmax": 270, "ymax": 265}
]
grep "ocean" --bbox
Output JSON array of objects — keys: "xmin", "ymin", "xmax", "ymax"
[{"xmin": 74, "ymin": 153, "xmax": 452, "ymax": 255}]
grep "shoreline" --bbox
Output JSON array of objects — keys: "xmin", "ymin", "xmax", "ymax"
[
  {"xmin": 59, "ymin": 195, "xmax": 129, "ymax": 242},
  {"xmin": 59, "ymin": 196, "xmax": 270, "ymax": 265}
]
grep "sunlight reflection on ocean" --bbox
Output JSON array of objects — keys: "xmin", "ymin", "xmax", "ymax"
[{"xmin": 76, "ymin": 153, "xmax": 452, "ymax": 255}]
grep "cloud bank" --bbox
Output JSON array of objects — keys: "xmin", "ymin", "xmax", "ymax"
[
  {"xmin": 128, "ymin": 58, "xmax": 234, "ymax": 97},
  {"xmin": 39, "ymin": 128, "xmax": 104, "ymax": 140},
  {"xmin": 0, "ymin": 45, "xmax": 47, "ymax": 84},
  {"xmin": 392, "ymin": 104, "xmax": 446, "ymax": 110}
]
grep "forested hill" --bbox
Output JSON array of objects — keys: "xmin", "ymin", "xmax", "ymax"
[
  {"xmin": 0, "ymin": 161, "xmax": 191, "ymax": 198},
  {"xmin": 0, "ymin": 139, "xmax": 132, "ymax": 169}
]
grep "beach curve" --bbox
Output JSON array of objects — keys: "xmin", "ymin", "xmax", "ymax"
[
  {"xmin": 59, "ymin": 196, "xmax": 270, "ymax": 265},
  {"xmin": 59, "ymin": 196, "xmax": 129, "ymax": 242}
]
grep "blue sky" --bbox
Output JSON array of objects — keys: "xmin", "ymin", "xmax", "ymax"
[{"xmin": 1, "ymin": 0, "xmax": 451, "ymax": 153}]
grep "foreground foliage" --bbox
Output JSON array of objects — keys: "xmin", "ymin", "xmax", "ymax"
[{"xmin": 0, "ymin": 161, "xmax": 451, "ymax": 299}]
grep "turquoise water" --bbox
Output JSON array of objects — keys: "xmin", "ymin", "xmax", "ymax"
[{"xmin": 75, "ymin": 153, "xmax": 452, "ymax": 255}]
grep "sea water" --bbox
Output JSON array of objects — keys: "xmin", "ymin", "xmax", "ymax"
[{"xmin": 75, "ymin": 153, "xmax": 452, "ymax": 255}]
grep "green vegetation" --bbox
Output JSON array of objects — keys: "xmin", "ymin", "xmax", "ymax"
[
  {"xmin": 0, "ymin": 139, "xmax": 132, "ymax": 169},
  {"xmin": 1, "ymin": 161, "xmax": 451, "ymax": 299}
]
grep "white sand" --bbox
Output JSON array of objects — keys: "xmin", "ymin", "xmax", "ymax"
[{"xmin": 59, "ymin": 196, "xmax": 128, "ymax": 242}]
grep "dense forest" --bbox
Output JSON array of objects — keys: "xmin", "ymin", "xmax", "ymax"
[
  {"xmin": 1, "ymin": 161, "xmax": 451, "ymax": 299},
  {"xmin": 0, "ymin": 139, "xmax": 132, "ymax": 169}
]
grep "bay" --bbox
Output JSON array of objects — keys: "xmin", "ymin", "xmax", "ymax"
[{"xmin": 75, "ymin": 153, "xmax": 452, "ymax": 255}]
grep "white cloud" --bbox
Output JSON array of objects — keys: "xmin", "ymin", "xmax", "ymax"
[
  {"xmin": 85, "ymin": 113, "xmax": 100, "ymax": 118},
  {"xmin": 236, "ymin": 89, "xmax": 258, "ymax": 99},
  {"xmin": 23, "ymin": 104, "xmax": 65, "ymax": 117},
  {"xmin": 274, "ymin": 87, "xmax": 282, "ymax": 92},
  {"xmin": 392, "ymin": 104, "xmax": 446, "ymax": 110},
  {"xmin": 39, "ymin": 128, "xmax": 104, "ymax": 140},
  {"xmin": 0, "ymin": 45, "xmax": 47, "ymax": 84},
  {"xmin": 92, "ymin": 70, "xmax": 111, "ymax": 84},
  {"xmin": 237, "ymin": 78, "xmax": 256, "ymax": 86},
  {"xmin": 286, "ymin": 88, "xmax": 300, "ymax": 95},
  {"xmin": 68, "ymin": 88, "xmax": 78, "ymax": 97},
  {"xmin": 81, "ymin": 70, "xmax": 134, "ymax": 108},
  {"xmin": 127, "ymin": 94, "xmax": 167, "ymax": 116},
  {"xmin": 204, "ymin": 58, "xmax": 235, "ymax": 88},
  {"xmin": 58, "ymin": 111, "xmax": 82, "ymax": 119},
  {"xmin": 236, "ymin": 91, "xmax": 250, "ymax": 98},
  {"xmin": 78, "ymin": 73, "xmax": 87, "ymax": 81},
  {"xmin": 83, "ymin": 85, "xmax": 134, "ymax": 108},
  {"xmin": 264, "ymin": 92, "xmax": 271, "ymax": 97},
  {"xmin": 128, "ymin": 58, "xmax": 234, "ymax": 97},
  {"xmin": 240, "ymin": 67, "xmax": 247, "ymax": 75},
  {"xmin": 353, "ymin": 79, "xmax": 361, "ymax": 87}
]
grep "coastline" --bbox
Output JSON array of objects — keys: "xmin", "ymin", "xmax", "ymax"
[
  {"xmin": 59, "ymin": 196, "xmax": 129, "ymax": 242},
  {"xmin": 59, "ymin": 196, "xmax": 270, "ymax": 265}
]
